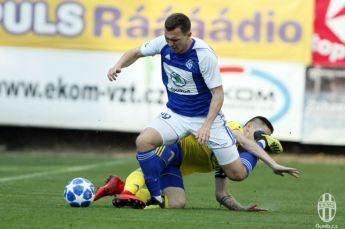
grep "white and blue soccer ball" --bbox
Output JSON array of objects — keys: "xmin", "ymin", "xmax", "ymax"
[{"xmin": 64, "ymin": 177, "xmax": 95, "ymax": 207}]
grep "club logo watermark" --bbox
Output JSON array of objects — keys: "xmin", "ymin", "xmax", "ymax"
[{"xmin": 315, "ymin": 193, "xmax": 338, "ymax": 228}]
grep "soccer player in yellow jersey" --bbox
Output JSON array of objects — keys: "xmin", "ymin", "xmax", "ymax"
[{"xmin": 95, "ymin": 116, "xmax": 298, "ymax": 210}]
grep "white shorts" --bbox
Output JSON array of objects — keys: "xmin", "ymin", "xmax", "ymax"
[{"xmin": 146, "ymin": 108, "xmax": 239, "ymax": 165}]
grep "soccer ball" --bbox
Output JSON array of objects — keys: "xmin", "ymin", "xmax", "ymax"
[{"xmin": 64, "ymin": 177, "xmax": 95, "ymax": 207}]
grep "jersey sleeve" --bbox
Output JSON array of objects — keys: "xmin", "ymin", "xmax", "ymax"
[
  {"xmin": 198, "ymin": 49, "xmax": 222, "ymax": 89},
  {"xmin": 140, "ymin": 35, "xmax": 167, "ymax": 57}
]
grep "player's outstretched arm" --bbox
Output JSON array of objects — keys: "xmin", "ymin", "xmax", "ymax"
[
  {"xmin": 215, "ymin": 176, "xmax": 268, "ymax": 212},
  {"xmin": 107, "ymin": 47, "xmax": 143, "ymax": 81},
  {"xmin": 233, "ymin": 130, "xmax": 300, "ymax": 178}
]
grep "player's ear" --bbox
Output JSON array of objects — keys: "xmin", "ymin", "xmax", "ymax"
[{"xmin": 246, "ymin": 122, "xmax": 253, "ymax": 129}]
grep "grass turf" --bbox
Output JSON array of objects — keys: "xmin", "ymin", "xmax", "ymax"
[{"xmin": 0, "ymin": 152, "xmax": 343, "ymax": 229}]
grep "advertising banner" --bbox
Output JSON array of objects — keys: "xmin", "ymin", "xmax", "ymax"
[
  {"xmin": 0, "ymin": 0, "xmax": 313, "ymax": 64},
  {"xmin": 218, "ymin": 59, "xmax": 305, "ymax": 141},
  {"xmin": 0, "ymin": 47, "xmax": 305, "ymax": 141},
  {"xmin": 302, "ymin": 67, "xmax": 345, "ymax": 145},
  {"xmin": 313, "ymin": 0, "xmax": 345, "ymax": 67},
  {"xmin": 0, "ymin": 47, "xmax": 165, "ymax": 132}
]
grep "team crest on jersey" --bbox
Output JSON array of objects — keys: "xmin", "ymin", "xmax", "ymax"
[
  {"xmin": 170, "ymin": 72, "xmax": 186, "ymax": 87},
  {"xmin": 160, "ymin": 112, "xmax": 171, "ymax": 119},
  {"xmin": 186, "ymin": 59, "xmax": 193, "ymax": 69}
]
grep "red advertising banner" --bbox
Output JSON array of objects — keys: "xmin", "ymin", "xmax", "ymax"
[{"xmin": 313, "ymin": 0, "xmax": 345, "ymax": 67}]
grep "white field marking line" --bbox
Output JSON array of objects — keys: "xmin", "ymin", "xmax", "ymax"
[{"xmin": 0, "ymin": 159, "xmax": 130, "ymax": 183}]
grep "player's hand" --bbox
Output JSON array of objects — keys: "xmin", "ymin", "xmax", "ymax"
[
  {"xmin": 196, "ymin": 125, "xmax": 211, "ymax": 146},
  {"xmin": 107, "ymin": 65, "xmax": 122, "ymax": 81},
  {"xmin": 254, "ymin": 131, "xmax": 283, "ymax": 154},
  {"xmin": 244, "ymin": 204, "xmax": 268, "ymax": 212},
  {"xmin": 272, "ymin": 163, "xmax": 300, "ymax": 178},
  {"xmin": 218, "ymin": 195, "xmax": 268, "ymax": 212}
]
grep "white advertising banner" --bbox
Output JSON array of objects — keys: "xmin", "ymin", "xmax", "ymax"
[
  {"xmin": 217, "ymin": 59, "xmax": 306, "ymax": 141},
  {"xmin": 302, "ymin": 67, "xmax": 345, "ymax": 145},
  {"xmin": 0, "ymin": 47, "xmax": 165, "ymax": 132},
  {"xmin": 0, "ymin": 47, "xmax": 305, "ymax": 141}
]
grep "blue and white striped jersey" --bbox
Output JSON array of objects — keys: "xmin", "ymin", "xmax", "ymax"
[{"xmin": 140, "ymin": 35, "xmax": 222, "ymax": 117}]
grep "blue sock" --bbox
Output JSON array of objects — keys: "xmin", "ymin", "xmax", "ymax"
[
  {"xmin": 240, "ymin": 141, "xmax": 265, "ymax": 176},
  {"xmin": 240, "ymin": 152, "xmax": 258, "ymax": 176},
  {"xmin": 256, "ymin": 140, "xmax": 266, "ymax": 149},
  {"xmin": 136, "ymin": 149, "xmax": 166, "ymax": 199}
]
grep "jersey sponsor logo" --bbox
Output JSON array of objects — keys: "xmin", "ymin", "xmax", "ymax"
[
  {"xmin": 160, "ymin": 112, "xmax": 171, "ymax": 119},
  {"xmin": 185, "ymin": 59, "xmax": 193, "ymax": 70},
  {"xmin": 170, "ymin": 72, "xmax": 186, "ymax": 87},
  {"xmin": 163, "ymin": 62, "xmax": 197, "ymax": 95},
  {"xmin": 169, "ymin": 88, "xmax": 191, "ymax": 93}
]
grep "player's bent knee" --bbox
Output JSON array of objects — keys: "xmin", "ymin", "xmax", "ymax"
[
  {"xmin": 227, "ymin": 171, "xmax": 246, "ymax": 181},
  {"xmin": 221, "ymin": 160, "xmax": 247, "ymax": 181},
  {"xmin": 164, "ymin": 187, "xmax": 186, "ymax": 208},
  {"xmin": 227, "ymin": 169, "xmax": 247, "ymax": 181},
  {"xmin": 168, "ymin": 199, "xmax": 186, "ymax": 208},
  {"xmin": 135, "ymin": 135, "xmax": 146, "ymax": 150},
  {"xmin": 135, "ymin": 128, "xmax": 163, "ymax": 152}
]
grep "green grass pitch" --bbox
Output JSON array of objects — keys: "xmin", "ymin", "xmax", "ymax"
[{"xmin": 0, "ymin": 152, "xmax": 343, "ymax": 229}]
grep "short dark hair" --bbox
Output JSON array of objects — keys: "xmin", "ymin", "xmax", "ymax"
[
  {"xmin": 165, "ymin": 13, "xmax": 191, "ymax": 34},
  {"xmin": 244, "ymin": 116, "xmax": 274, "ymax": 134}
]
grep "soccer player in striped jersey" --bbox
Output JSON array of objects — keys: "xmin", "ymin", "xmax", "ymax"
[
  {"xmin": 107, "ymin": 13, "xmax": 298, "ymax": 207},
  {"xmin": 95, "ymin": 116, "xmax": 298, "ymax": 210}
]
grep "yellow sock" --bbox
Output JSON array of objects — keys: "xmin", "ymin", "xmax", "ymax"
[
  {"xmin": 123, "ymin": 168, "xmax": 169, "ymax": 208},
  {"xmin": 165, "ymin": 195, "xmax": 169, "ymax": 208},
  {"xmin": 123, "ymin": 169, "xmax": 145, "ymax": 194},
  {"xmin": 136, "ymin": 188, "xmax": 151, "ymax": 202},
  {"xmin": 136, "ymin": 188, "xmax": 169, "ymax": 208}
]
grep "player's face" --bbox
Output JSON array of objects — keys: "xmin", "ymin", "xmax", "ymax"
[
  {"xmin": 244, "ymin": 123, "xmax": 272, "ymax": 140},
  {"xmin": 165, "ymin": 27, "xmax": 192, "ymax": 54}
]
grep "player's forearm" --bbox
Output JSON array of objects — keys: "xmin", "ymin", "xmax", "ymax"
[
  {"xmin": 214, "ymin": 176, "xmax": 245, "ymax": 211},
  {"xmin": 204, "ymin": 86, "xmax": 224, "ymax": 127},
  {"xmin": 240, "ymin": 137, "xmax": 277, "ymax": 168},
  {"xmin": 216, "ymin": 194, "xmax": 247, "ymax": 211},
  {"xmin": 115, "ymin": 47, "xmax": 142, "ymax": 68},
  {"xmin": 234, "ymin": 132, "xmax": 277, "ymax": 168},
  {"xmin": 215, "ymin": 177, "xmax": 229, "ymax": 197}
]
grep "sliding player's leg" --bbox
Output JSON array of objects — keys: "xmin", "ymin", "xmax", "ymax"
[
  {"xmin": 240, "ymin": 152, "xmax": 259, "ymax": 176},
  {"xmin": 112, "ymin": 169, "xmax": 149, "ymax": 209},
  {"xmin": 213, "ymin": 144, "xmax": 247, "ymax": 181},
  {"xmin": 215, "ymin": 144, "xmax": 261, "ymax": 181},
  {"xmin": 94, "ymin": 175, "xmax": 125, "ymax": 201},
  {"xmin": 122, "ymin": 169, "xmax": 146, "ymax": 195}
]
